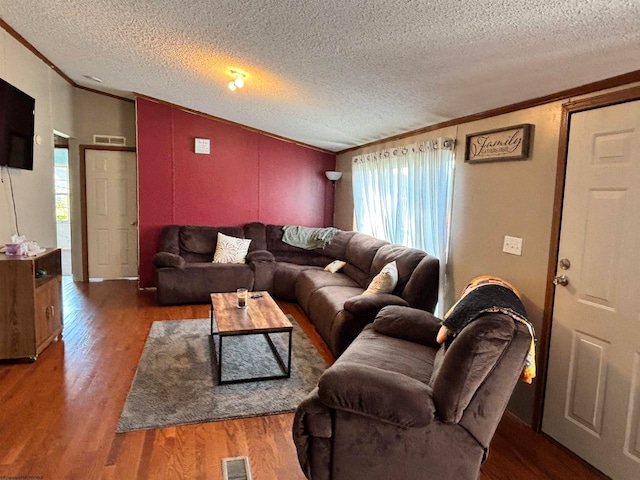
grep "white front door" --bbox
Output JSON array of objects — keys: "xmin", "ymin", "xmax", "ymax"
[
  {"xmin": 542, "ymin": 101, "xmax": 640, "ymax": 479},
  {"xmin": 86, "ymin": 149, "xmax": 138, "ymax": 279}
]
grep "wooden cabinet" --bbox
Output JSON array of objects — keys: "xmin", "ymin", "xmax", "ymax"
[{"xmin": 0, "ymin": 248, "xmax": 63, "ymax": 360}]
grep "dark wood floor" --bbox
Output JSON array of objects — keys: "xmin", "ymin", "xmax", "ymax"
[{"xmin": 0, "ymin": 279, "xmax": 606, "ymax": 479}]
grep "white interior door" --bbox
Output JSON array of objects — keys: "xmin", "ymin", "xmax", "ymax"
[
  {"xmin": 86, "ymin": 149, "xmax": 138, "ymax": 279},
  {"xmin": 542, "ymin": 101, "xmax": 640, "ymax": 479}
]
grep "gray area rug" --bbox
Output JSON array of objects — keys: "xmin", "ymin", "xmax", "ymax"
[{"xmin": 117, "ymin": 315, "xmax": 327, "ymax": 432}]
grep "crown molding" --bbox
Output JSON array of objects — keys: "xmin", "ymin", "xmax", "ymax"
[
  {"xmin": 135, "ymin": 93, "xmax": 335, "ymax": 155},
  {"xmin": 4, "ymin": 17, "xmax": 636, "ymax": 157},
  {"xmin": 337, "ymin": 70, "xmax": 640, "ymax": 155},
  {"xmin": 0, "ymin": 18, "xmax": 133, "ymax": 104}
]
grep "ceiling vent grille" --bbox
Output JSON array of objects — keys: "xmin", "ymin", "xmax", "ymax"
[{"xmin": 93, "ymin": 135, "xmax": 126, "ymax": 146}]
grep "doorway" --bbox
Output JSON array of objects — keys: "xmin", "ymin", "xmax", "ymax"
[
  {"xmin": 82, "ymin": 147, "xmax": 138, "ymax": 280},
  {"xmin": 54, "ymin": 134, "xmax": 71, "ymax": 276},
  {"xmin": 542, "ymin": 97, "xmax": 640, "ymax": 480}
]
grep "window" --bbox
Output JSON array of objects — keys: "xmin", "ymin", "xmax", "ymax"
[
  {"xmin": 54, "ymin": 148, "xmax": 70, "ymax": 223},
  {"xmin": 352, "ymin": 138, "xmax": 455, "ymax": 313}
]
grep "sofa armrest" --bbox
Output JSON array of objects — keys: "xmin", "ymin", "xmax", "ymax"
[
  {"xmin": 294, "ymin": 388, "xmax": 332, "ymax": 439},
  {"xmin": 343, "ymin": 293, "xmax": 409, "ymax": 322},
  {"xmin": 373, "ymin": 305, "xmax": 442, "ymax": 348},
  {"xmin": 318, "ymin": 362, "xmax": 435, "ymax": 428},
  {"xmin": 152, "ymin": 251, "xmax": 185, "ymax": 269},
  {"xmin": 247, "ymin": 250, "xmax": 276, "ymax": 291},
  {"xmin": 246, "ymin": 250, "xmax": 275, "ymax": 263},
  {"xmin": 293, "ymin": 388, "xmax": 333, "ymax": 478},
  {"xmin": 401, "ymin": 254, "xmax": 439, "ymax": 312}
]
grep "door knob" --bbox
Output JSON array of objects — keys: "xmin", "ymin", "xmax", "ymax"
[
  {"xmin": 553, "ymin": 275, "xmax": 569, "ymax": 286},
  {"xmin": 130, "ymin": 220, "xmax": 138, "ymax": 226}
]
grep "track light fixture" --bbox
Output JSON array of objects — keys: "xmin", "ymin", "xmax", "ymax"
[{"xmin": 228, "ymin": 70, "xmax": 246, "ymax": 91}]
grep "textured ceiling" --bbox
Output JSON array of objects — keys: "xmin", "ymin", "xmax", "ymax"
[{"xmin": 1, "ymin": 0, "xmax": 639, "ymax": 152}]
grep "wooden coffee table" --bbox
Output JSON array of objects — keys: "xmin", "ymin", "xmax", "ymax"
[{"xmin": 209, "ymin": 291, "xmax": 293, "ymax": 385}]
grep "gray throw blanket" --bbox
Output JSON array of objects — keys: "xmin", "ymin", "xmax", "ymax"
[
  {"xmin": 442, "ymin": 277, "xmax": 537, "ymax": 384},
  {"xmin": 443, "ymin": 284, "xmax": 528, "ymax": 340},
  {"xmin": 282, "ymin": 226, "xmax": 338, "ymax": 250}
]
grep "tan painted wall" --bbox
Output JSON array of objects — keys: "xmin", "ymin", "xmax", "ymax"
[
  {"xmin": 336, "ymin": 81, "xmax": 640, "ymax": 425},
  {"xmin": 449, "ymin": 83, "xmax": 639, "ymax": 421},
  {"xmin": 73, "ymin": 89, "xmax": 136, "ymax": 146},
  {"xmin": 336, "ymin": 103, "xmax": 562, "ymax": 424},
  {"xmin": 0, "ymin": 28, "xmax": 136, "ymax": 280},
  {"xmin": 450, "ymin": 103, "xmax": 562, "ymax": 421},
  {"xmin": 69, "ymin": 90, "xmax": 136, "ymax": 280},
  {"xmin": 0, "ymin": 30, "xmax": 75, "ymax": 247}
]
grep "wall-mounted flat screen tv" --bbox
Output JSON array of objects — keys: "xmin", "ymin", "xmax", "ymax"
[{"xmin": 0, "ymin": 76, "xmax": 35, "ymax": 170}]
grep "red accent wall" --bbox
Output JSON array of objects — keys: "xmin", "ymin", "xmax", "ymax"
[{"xmin": 136, "ymin": 97, "xmax": 336, "ymax": 287}]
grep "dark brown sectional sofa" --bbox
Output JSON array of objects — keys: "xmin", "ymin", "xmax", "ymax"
[
  {"xmin": 293, "ymin": 306, "xmax": 532, "ymax": 479},
  {"xmin": 152, "ymin": 223, "xmax": 439, "ymax": 356}
]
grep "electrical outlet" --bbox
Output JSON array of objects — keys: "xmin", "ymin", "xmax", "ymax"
[{"xmin": 503, "ymin": 235, "xmax": 523, "ymax": 256}]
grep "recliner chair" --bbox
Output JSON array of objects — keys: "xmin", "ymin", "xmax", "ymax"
[{"xmin": 292, "ymin": 305, "xmax": 531, "ymax": 480}]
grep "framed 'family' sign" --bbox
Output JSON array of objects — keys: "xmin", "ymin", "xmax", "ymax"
[{"xmin": 465, "ymin": 124, "xmax": 533, "ymax": 163}]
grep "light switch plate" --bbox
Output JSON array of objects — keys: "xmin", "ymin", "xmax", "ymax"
[
  {"xmin": 503, "ymin": 235, "xmax": 523, "ymax": 256},
  {"xmin": 194, "ymin": 138, "xmax": 210, "ymax": 154}
]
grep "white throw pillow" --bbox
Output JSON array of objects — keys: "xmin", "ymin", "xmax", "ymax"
[
  {"xmin": 324, "ymin": 260, "xmax": 346, "ymax": 273},
  {"xmin": 364, "ymin": 261, "xmax": 398, "ymax": 295},
  {"xmin": 212, "ymin": 232, "xmax": 251, "ymax": 264}
]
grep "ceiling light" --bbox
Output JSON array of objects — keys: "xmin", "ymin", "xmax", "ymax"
[{"xmin": 228, "ymin": 70, "xmax": 246, "ymax": 91}]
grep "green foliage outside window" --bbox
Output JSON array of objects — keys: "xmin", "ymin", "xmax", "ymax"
[{"xmin": 56, "ymin": 194, "xmax": 69, "ymax": 223}]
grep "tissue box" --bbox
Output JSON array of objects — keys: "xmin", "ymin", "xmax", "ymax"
[{"xmin": 5, "ymin": 243, "xmax": 24, "ymax": 256}]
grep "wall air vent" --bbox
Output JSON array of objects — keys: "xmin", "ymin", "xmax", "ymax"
[{"xmin": 93, "ymin": 135, "xmax": 126, "ymax": 146}]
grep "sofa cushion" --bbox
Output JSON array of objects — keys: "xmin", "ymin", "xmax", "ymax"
[
  {"xmin": 342, "ymin": 263, "xmax": 372, "ymax": 289},
  {"xmin": 364, "ymin": 261, "xmax": 398, "ymax": 295},
  {"xmin": 158, "ymin": 225, "xmax": 180, "ymax": 255},
  {"xmin": 243, "ymin": 222, "xmax": 267, "ymax": 251},
  {"xmin": 296, "ymin": 269, "xmax": 361, "ymax": 313},
  {"xmin": 272, "ymin": 251, "xmax": 332, "ymax": 266},
  {"xmin": 213, "ymin": 232, "xmax": 251, "ymax": 264},
  {"xmin": 273, "ymin": 262, "xmax": 323, "ymax": 301},
  {"xmin": 267, "ymin": 224, "xmax": 303, "ymax": 253},
  {"xmin": 343, "ymin": 233, "xmax": 388, "ymax": 274},
  {"xmin": 324, "ymin": 260, "xmax": 346, "ymax": 273},
  {"xmin": 339, "ymin": 326, "xmax": 436, "ymax": 385},
  {"xmin": 371, "ymin": 244, "xmax": 426, "ymax": 295},
  {"xmin": 267, "ymin": 224, "xmax": 333, "ymax": 266},
  {"xmin": 314, "ymin": 230, "xmax": 356, "ymax": 259},
  {"xmin": 179, "ymin": 225, "xmax": 244, "ymax": 262},
  {"xmin": 372, "ymin": 306, "xmax": 441, "ymax": 348},
  {"xmin": 306, "ymin": 285, "xmax": 365, "ymax": 351},
  {"xmin": 155, "ymin": 262, "xmax": 254, "ymax": 305},
  {"xmin": 343, "ymin": 294, "xmax": 409, "ymax": 323}
]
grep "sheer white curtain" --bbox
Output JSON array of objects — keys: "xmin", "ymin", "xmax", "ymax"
[{"xmin": 352, "ymin": 138, "xmax": 455, "ymax": 314}]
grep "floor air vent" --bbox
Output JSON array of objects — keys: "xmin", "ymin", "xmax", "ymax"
[{"xmin": 222, "ymin": 456, "xmax": 252, "ymax": 480}]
